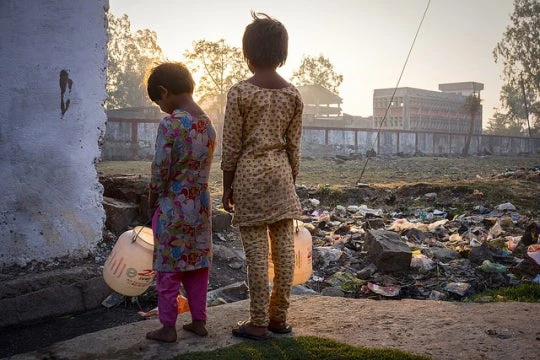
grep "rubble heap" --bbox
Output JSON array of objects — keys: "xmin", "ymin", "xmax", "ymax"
[{"xmin": 296, "ymin": 186, "xmax": 539, "ymax": 301}]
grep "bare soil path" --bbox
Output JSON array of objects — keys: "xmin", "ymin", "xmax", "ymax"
[{"xmin": 11, "ymin": 296, "xmax": 540, "ymax": 360}]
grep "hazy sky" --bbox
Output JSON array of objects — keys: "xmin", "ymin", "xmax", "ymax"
[{"xmin": 110, "ymin": 0, "xmax": 515, "ymax": 127}]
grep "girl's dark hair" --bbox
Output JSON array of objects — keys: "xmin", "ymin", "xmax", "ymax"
[
  {"xmin": 242, "ymin": 12, "xmax": 288, "ymax": 69},
  {"xmin": 147, "ymin": 62, "xmax": 195, "ymax": 101}
]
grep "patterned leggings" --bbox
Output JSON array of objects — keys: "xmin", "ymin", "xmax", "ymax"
[{"xmin": 239, "ymin": 218, "xmax": 294, "ymax": 327}]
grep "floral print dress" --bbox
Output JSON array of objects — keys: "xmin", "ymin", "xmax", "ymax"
[
  {"xmin": 150, "ymin": 109, "xmax": 216, "ymax": 272},
  {"xmin": 221, "ymin": 81, "xmax": 304, "ymax": 226}
]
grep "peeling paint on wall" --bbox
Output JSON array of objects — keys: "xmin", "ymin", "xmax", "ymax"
[
  {"xmin": 59, "ymin": 69, "xmax": 73, "ymax": 116},
  {"xmin": 0, "ymin": 0, "xmax": 109, "ymax": 268}
]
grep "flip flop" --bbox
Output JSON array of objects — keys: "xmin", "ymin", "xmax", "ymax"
[
  {"xmin": 232, "ymin": 320, "xmax": 271, "ymax": 340},
  {"xmin": 268, "ymin": 319, "xmax": 292, "ymax": 334}
]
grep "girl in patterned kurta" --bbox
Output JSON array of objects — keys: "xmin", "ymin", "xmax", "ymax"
[
  {"xmin": 145, "ymin": 63, "xmax": 216, "ymax": 343},
  {"xmin": 222, "ymin": 12, "xmax": 303, "ymax": 340}
]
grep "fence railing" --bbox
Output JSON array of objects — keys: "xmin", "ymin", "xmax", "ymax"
[{"xmin": 102, "ymin": 117, "xmax": 539, "ymax": 160}]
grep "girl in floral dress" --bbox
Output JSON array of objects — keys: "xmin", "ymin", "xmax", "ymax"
[
  {"xmin": 145, "ymin": 62, "xmax": 216, "ymax": 342},
  {"xmin": 222, "ymin": 12, "xmax": 303, "ymax": 340}
]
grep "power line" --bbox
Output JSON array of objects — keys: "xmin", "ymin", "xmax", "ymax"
[{"xmin": 358, "ymin": 0, "xmax": 431, "ymax": 182}]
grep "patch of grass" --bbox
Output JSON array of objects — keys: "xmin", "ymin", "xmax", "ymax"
[
  {"xmin": 470, "ymin": 283, "xmax": 540, "ymax": 303},
  {"xmin": 175, "ymin": 336, "xmax": 429, "ymax": 360},
  {"xmin": 313, "ymin": 185, "xmax": 345, "ymax": 208}
]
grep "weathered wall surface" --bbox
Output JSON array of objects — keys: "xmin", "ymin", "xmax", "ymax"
[
  {"xmin": 302, "ymin": 128, "xmax": 539, "ymax": 157},
  {"xmin": 0, "ymin": 0, "xmax": 108, "ymax": 268},
  {"xmin": 103, "ymin": 116, "xmax": 540, "ymax": 160}
]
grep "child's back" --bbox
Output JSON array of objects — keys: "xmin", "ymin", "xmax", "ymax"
[
  {"xmin": 222, "ymin": 79, "xmax": 302, "ymax": 226},
  {"xmin": 222, "ymin": 12, "xmax": 303, "ymax": 340}
]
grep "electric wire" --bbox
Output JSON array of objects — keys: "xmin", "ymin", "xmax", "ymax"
[{"xmin": 358, "ymin": 0, "xmax": 431, "ymax": 182}]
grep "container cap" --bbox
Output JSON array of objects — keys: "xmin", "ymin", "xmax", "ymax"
[{"xmin": 133, "ymin": 226, "xmax": 154, "ymax": 246}]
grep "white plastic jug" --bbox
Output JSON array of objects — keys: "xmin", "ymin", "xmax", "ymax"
[
  {"xmin": 103, "ymin": 226, "xmax": 156, "ymax": 297},
  {"xmin": 268, "ymin": 220, "xmax": 313, "ymax": 285}
]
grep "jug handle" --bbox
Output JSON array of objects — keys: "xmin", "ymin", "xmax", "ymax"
[
  {"xmin": 132, "ymin": 219, "xmax": 152, "ymax": 243},
  {"xmin": 294, "ymin": 220, "xmax": 299, "ymax": 234}
]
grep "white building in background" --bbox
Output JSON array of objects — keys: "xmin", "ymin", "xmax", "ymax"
[
  {"xmin": 373, "ymin": 82, "xmax": 484, "ymax": 134},
  {"xmin": 0, "ymin": 0, "xmax": 108, "ymax": 268}
]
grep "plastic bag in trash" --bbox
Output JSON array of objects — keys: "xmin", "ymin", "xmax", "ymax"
[
  {"xmin": 410, "ymin": 254, "xmax": 436, "ymax": 273},
  {"xmin": 527, "ymin": 244, "xmax": 540, "ymax": 265},
  {"xmin": 479, "ymin": 260, "xmax": 507, "ymax": 273}
]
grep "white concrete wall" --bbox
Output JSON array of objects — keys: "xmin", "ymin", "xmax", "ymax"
[
  {"xmin": 301, "ymin": 128, "xmax": 539, "ymax": 157},
  {"xmin": 0, "ymin": 0, "xmax": 108, "ymax": 268}
]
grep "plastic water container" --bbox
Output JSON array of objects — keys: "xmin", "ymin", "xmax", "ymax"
[
  {"xmin": 268, "ymin": 220, "xmax": 313, "ymax": 285},
  {"xmin": 103, "ymin": 226, "xmax": 156, "ymax": 297}
]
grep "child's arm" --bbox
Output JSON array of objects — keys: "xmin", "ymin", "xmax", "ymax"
[
  {"xmin": 221, "ymin": 87, "xmax": 243, "ymax": 212},
  {"xmin": 285, "ymin": 96, "xmax": 304, "ymax": 183},
  {"xmin": 222, "ymin": 170, "xmax": 235, "ymax": 212},
  {"xmin": 221, "ymin": 87, "xmax": 243, "ymax": 172}
]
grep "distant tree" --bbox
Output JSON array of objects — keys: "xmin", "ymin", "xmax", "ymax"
[
  {"xmin": 462, "ymin": 94, "xmax": 482, "ymax": 156},
  {"xmin": 106, "ymin": 13, "xmax": 164, "ymax": 109},
  {"xmin": 487, "ymin": 83, "xmax": 537, "ymax": 136},
  {"xmin": 183, "ymin": 39, "xmax": 249, "ymax": 121},
  {"xmin": 493, "ymin": 0, "xmax": 540, "ymax": 135},
  {"xmin": 485, "ymin": 111, "xmax": 524, "ymax": 136},
  {"xmin": 291, "ymin": 54, "xmax": 343, "ymax": 94}
]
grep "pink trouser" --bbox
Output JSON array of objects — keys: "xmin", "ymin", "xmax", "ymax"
[
  {"xmin": 155, "ymin": 269, "xmax": 209, "ymax": 327},
  {"xmin": 152, "ymin": 208, "xmax": 209, "ymax": 327}
]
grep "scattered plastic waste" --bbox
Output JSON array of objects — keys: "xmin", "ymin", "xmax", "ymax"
[
  {"xmin": 347, "ymin": 205, "xmax": 360, "ymax": 213},
  {"xmin": 449, "ymin": 233, "xmax": 462, "ymax": 242},
  {"xmin": 487, "ymin": 221, "xmax": 503, "ymax": 240},
  {"xmin": 428, "ymin": 290, "xmax": 447, "ymax": 301},
  {"xmin": 533, "ymin": 274, "xmax": 540, "ymax": 284},
  {"xmin": 505, "ymin": 236, "xmax": 520, "ymax": 251},
  {"xmin": 311, "ymin": 209, "xmax": 330, "ymax": 222},
  {"xmin": 472, "ymin": 189, "xmax": 484, "ymax": 197},
  {"xmin": 415, "ymin": 210, "xmax": 431, "ymax": 220},
  {"xmin": 177, "ymin": 294, "xmax": 190, "ymax": 314},
  {"xmin": 479, "ymin": 260, "xmax": 507, "ymax": 273},
  {"xmin": 389, "ymin": 219, "xmax": 429, "ymax": 232},
  {"xmin": 495, "ymin": 202, "xmax": 516, "ymax": 211},
  {"xmin": 470, "ymin": 238, "xmax": 482, "ymax": 247},
  {"xmin": 443, "ymin": 282, "xmax": 471, "ymax": 296},
  {"xmin": 410, "ymin": 254, "xmax": 436, "ymax": 273},
  {"xmin": 325, "ymin": 271, "xmax": 365, "ymax": 293},
  {"xmin": 137, "ymin": 294, "xmax": 190, "ymax": 319},
  {"xmin": 364, "ymin": 282, "xmax": 401, "ymax": 297},
  {"xmin": 433, "ymin": 209, "xmax": 447, "ymax": 218},
  {"xmin": 473, "ymin": 205, "xmax": 491, "ymax": 214},
  {"xmin": 309, "ymin": 198, "xmax": 320, "ymax": 206},
  {"xmin": 527, "ymin": 244, "xmax": 540, "ymax": 265},
  {"xmin": 356, "ymin": 204, "xmax": 382, "ymax": 216},
  {"xmin": 101, "ymin": 292, "xmax": 125, "ymax": 308}
]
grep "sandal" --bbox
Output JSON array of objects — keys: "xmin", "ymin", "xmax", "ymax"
[
  {"xmin": 268, "ymin": 319, "xmax": 292, "ymax": 334},
  {"xmin": 232, "ymin": 320, "xmax": 271, "ymax": 340}
]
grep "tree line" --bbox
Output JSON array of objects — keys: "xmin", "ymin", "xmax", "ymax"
[
  {"xmin": 106, "ymin": 0, "xmax": 539, "ymax": 137},
  {"xmin": 105, "ymin": 13, "xmax": 342, "ymax": 118}
]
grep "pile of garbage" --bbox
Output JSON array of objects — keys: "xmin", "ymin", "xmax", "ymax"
[{"xmin": 299, "ymin": 193, "xmax": 539, "ymax": 301}]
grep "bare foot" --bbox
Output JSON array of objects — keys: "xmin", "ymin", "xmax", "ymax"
[
  {"xmin": 182, "ymin": 320, "xmax": 208, "ymax": 337},
  {"xmin": 146, "ymin": 326, "xmax": 177, "ymax": 343}
]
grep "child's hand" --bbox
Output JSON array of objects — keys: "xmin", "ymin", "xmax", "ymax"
[{"xmin": 222, "ymin": 188, "xmax": 234, "ymax": 212}]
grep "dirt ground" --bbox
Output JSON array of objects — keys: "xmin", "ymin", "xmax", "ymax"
[
  {"xmin": 11, "ymin": 296, "xmax": 540, "ymax": 360},
  {"xmin": 3, "ymin": 155, "xmax": 539, "ymax": 359},
  {"xmin": 97, "ymin": 154, "xmax": 540, "ymax": 212}
]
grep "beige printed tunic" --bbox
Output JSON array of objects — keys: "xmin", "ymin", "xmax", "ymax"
[{"xmin": 221, "ymin": 80, "xmax": 303, "ymax": 226}]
